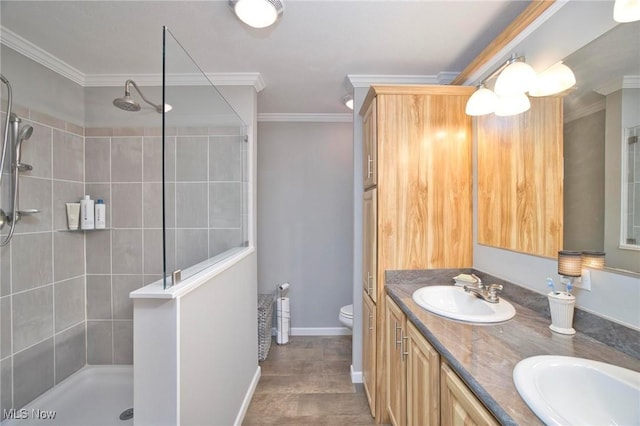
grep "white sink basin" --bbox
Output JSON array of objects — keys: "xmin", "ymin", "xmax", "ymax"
[
  {"xmin": 411, "ymin": 285, "xmax": 516, "ymax": 323},
  {"xmin": 514, "ymin": 355, "xmax": 640, "ymax": 425}
]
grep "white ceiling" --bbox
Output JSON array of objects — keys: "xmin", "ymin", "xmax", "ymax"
[{"xmin": 0, "ymin": 0, "xmax": 531, "ymax": 115}]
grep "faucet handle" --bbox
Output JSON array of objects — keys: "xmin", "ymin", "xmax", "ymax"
[{"xmin": 487, "ymin": 284, "xmax": 503, "ymax": 302}]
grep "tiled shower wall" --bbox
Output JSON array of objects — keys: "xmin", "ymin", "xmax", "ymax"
[
  {"xmin": 1, "ymin": 107, "xmax": 245, "ymax": 416},
  {"xmin": 1, "ymin": 105, "xmax": 86, "ymax": 415},
  {"xmin": 82, "ymin": 125, "xmax": 244, "ymax": 365}
]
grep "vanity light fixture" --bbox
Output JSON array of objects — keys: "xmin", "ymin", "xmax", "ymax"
[
  {"xmin": 614, "ymin": 0, "xmax": 640, "ymax": 22},
  {"xmin": 342, "ymin": 94, "xmax": 354, "ymax": 110},
  {"xmin": 465, "ymin": 54, "xmax": 575, "ymax": 117},
  {"xmin": 229, "ymin": 0, "xmax": 284, "ymax": 29},
  {"xmin": 558, "ymin": 250, "xmax": 582, "ymax": 278}
]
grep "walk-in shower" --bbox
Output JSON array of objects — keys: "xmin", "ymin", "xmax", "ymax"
[{"xmin": 0, "ymin": 74, "xmax": 39, "ymax": 246}]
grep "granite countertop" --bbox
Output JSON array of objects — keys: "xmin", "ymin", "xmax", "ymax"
[{"xmin": 385, "ymin": 276, "xmax": 640, "ymax": 425}]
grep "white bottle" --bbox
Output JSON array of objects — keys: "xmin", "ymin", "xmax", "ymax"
[
  {"xmin": 80, "ymin": 195, "xmax": 95, "ymax": 230},
  {"xmin": 95, "ymin": 199, "xmax": 106, "ymax": 229}
]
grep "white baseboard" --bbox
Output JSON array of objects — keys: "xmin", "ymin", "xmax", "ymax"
[
  {"xmin": 233, "ymin": 365, "xmax": 261, "ymax": 426},
  {"xmin": 351, "ymin": 365, "xmax": 363, "ymax": 383},
  {"xmin": 292, "ymin": 327, "xmax": 352, "ymax": 336},
  {"xmin": 271, "ymin": 327, "xmax": 352, "ymax": 336}
]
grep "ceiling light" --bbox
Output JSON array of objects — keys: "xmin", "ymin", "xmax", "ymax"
[
  {"xmin": 494, "ymin": 57, "xmax": 537, "ymax": 96},
  {"xmin": 465, "ymin": 85, "xmax": 497, "ymax": 116},
  {"xmin": 529, "ymin": 61, "xmax": 576, "ymax": 97},
  {"xmin": 229, "ymin": 0, "xmax": 284, "ymax": 29},
  {"xmin": 342, "ymin": 95, "xmax": 354, "ymax": 110},
  {"xmin": 495, "ymin": 93, "xmax": 531, "ymax": 117},
  {"xmin": 614, "ymin": 0, "xmax": 640, "ymax": 22},
  {"xmin": 465, "ymin": 54, "xmax": 574, "ymax": 117}
]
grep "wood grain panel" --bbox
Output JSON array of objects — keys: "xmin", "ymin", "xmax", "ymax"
[
  {"xmin": 407, "ymin": 321, "xmax": 440, "ymax": 426},
  {"xmin": 377, "ymin": 89, "xmax": 473, "ymax": 279},
  {"xmin": 477, "ymin": 97, "xmax": 563, "ymax": 258}
]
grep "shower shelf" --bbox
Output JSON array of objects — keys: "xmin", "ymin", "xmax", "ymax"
[{"xmin": 61, "ymin": 228, "xmax": 111, "ymax": 232}]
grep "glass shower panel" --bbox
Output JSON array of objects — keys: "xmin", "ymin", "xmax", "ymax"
[{"xmin": 162, "ymin": 27, "xmax": 247, "ymax": 288}]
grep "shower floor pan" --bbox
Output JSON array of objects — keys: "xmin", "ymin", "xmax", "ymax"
[{"xmin": 3, "ymin": 365, "xmax": 133, "ymax": 426}]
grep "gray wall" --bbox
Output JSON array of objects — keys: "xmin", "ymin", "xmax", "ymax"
[
  {"xmin": 563, "ymin": 109, "xmax": 605, "ymax": 251},
  {"xmin": 257, "ymin": 121, "xmax": 353, "ymax": 329}
]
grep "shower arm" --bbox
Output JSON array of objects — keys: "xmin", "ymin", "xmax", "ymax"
[{"xmin": 126, "ymin": 80, "xmax": 163, "ymax": 113}]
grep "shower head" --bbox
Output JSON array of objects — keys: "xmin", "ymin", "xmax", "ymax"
[
  {"xmin": 113, "ymin": 79, "xmax": 167, "ymax": 113},
  {"xmin": 18, "ymin": 124, "xmax": 33, "ymax": 142},
  {"xmin": 113, "ymin": 95, "xmax": 141, "ymax": 112},
  {"xmin": 15, "ymin": 124, "xmax": 33, "ymax": 166}
]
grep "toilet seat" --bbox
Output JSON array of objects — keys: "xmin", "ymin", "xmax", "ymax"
[
  {"xmin": 339, "ymin": 304, "xmax": 353, "ymax": 319},
  {"xmin": 339, "ymin": 304, "xmax": 353, "ymax": 329}
]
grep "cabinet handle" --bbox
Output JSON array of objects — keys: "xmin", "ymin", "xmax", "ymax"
[
  {"xmin": 395, "ymin": 322, "xmax": 402, "ymax": 349},
  {"xmin": 367, "ymin": 155, "xmax": 373, "ymax": 179},
  {"xmin": 402, "ymin": 333, "xmax": 409, "ymax": 360}
]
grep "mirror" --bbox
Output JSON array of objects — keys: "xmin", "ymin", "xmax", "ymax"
[{"xmin": 562, "ymin": 21, "xmax": 640, "ymax": 273}]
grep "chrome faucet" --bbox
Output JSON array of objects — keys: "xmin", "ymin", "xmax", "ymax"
[{"xmin": 464, "ymin": 275, "xmax": 503, "ymax": 303}]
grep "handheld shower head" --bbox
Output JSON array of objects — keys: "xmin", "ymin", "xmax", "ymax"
[
  {"xmin": 15, "ymin": 124, "xmax": 34, "ymax": 166},
  {"xmin": 18, "ymin": 124, "xmax": 33, "ymax": 142}
]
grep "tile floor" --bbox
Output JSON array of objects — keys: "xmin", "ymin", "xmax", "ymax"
[{"xmin": 243, "ymin": 336, "xmax": 376, "ymax": 425}]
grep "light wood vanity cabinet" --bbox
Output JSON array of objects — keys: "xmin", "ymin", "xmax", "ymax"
[
  {"xmin": 441, "ymin": 362, "xmax": 499, "ymax": 426},
  {"xmin": 362, "ymin": 291, "xmax": 377, "ymax": 417},
  {"xmin": 385, "ymin": 296, "xmax": 496, "ymax": 426},
  {"xmin": 362, "ymin": 189, "xmax": 377, "ymax": 302},
  {"xmin": 363, "ymin": 97, "xmax": 377, "ymax": 189},
  {"xmin": 385, "ymin": 296, "xmax": 440, "ymax": 426},
  {"xmin": 360, "ymin": 85, "xmax": 474, "ymax": 422}
]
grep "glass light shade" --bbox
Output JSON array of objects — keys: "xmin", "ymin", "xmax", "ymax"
[
  {"xmin": 234, "ymin": 0, "xmax": 282, "ymax": 28},
  {"xmin": 529, "ymin": 62, "xmax": 576, "ymax": 97},
  {"xmin": 465, "ymin": 86, "xmax": 497, "ymax": 116},
  {"xmin": 494, "ymin": 93, "xmax": 530, "ymax": 116},
  {"xmin": 558, "ymin": 250, "xmax": 582, "ymax": 277},
  {"xmin": 581, "ymin": 251, "xmax": 606, "ymax": 269},
  {"xmin": 343, "ymin": 95, "xmax": 354, "ymax": 110},
  {"xmin": 494, "ymin": 61, "xmax": 537, "ymax": 96},
  {"xmin": 614, "ymin": 0, "xmax": 640, "ymax": 22}
]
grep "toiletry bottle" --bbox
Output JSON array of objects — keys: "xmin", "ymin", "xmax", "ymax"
[
  {"xmin": 80, "ymin": 195, "xmax": 95, "ymax": 230},
  {"xmin": 95, "ymin": 199, "xmax": 106, "ymax": 229}
]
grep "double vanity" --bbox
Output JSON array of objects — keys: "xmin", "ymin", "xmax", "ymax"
[{"xmin": 385, "ymin": 270, "xmax": 640, "ymax": 425}]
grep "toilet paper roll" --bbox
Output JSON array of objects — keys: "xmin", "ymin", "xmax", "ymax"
[
  {"xmin": 279, "ymin": 282, "xmax": 290, "ymax": 291},
  {"xmin": 276, "ymin": 297, "xmax": 290, "ymax": 345},
  {"xmin": 276, "ymin": 297, "xmax": 290, "ymax": 316}
]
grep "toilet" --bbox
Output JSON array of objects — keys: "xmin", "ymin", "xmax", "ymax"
[{"xmin": 339, "ymin": 304, "xmax": 353, "ymax": 329}]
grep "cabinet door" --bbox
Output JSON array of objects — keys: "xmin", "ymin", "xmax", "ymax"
[
  {"xmin": 362, "ymin": 189, "xmax": 377, "ymax": 302},
  {"xmin": 362, "ymin": 292, "xmax": 377, "ymax": 417},
  {"xmin": 406, "ymin": 321, "xmax": 440, "ymax": 426},
  {"xmin": 363, "ymin": 97, "xmax": 377, "ymax": 189},
  {"xmin": 440, "ymin": 362, "xmax": 498, "ymax": 426},
  {"xmin": 385, "ymin": 296, "xmax": 406, "ymax": 426}
]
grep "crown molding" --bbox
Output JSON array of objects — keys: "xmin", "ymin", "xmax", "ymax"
[
  {"xmin": 564, "ymin": 98, "xmax": 606, "ymax": 123},
  {"xmin": 437, "ymin": 72, "xmax": 459, "ymax": 85},
  {"xmin": 85, "ymin": 72, "xmax": 265, "ymax": 91},
  {"xmin": 0, "ymin": 26, "xmax": 85, "ymax": 86},
  {"xmin": 346, "ymin": 74, "xmax": 441, "ymax": 89},
  {"xmin": 258, "ymin": 113, "xmax": 353, "ymax": 123},
  {"xmin": 594, "ymin": 75, "xmax": 640, "ymax": 96},
  {"xmin": 1, "ymin": 26, "xmax": 264, "ymax": 91}
]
